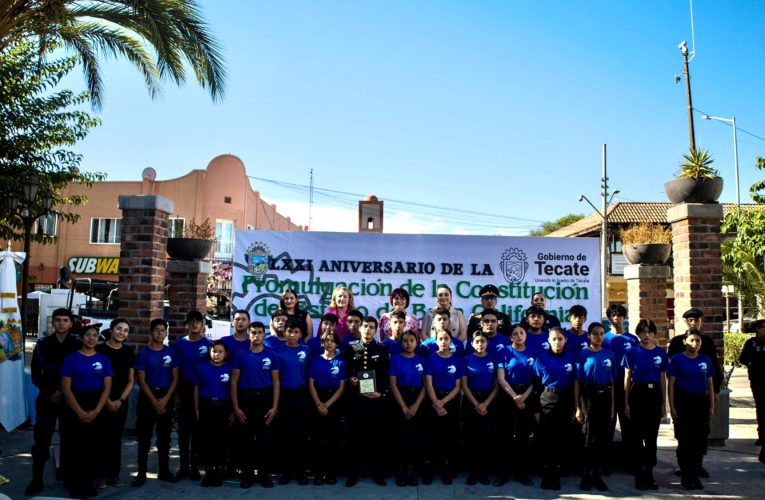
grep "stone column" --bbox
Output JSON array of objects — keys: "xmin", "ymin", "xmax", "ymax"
[
  {"xmin": 167, "ymin": 260, "xmax": 211, "ymax": 341},
  {"xmin": 117, "ymin": 195, "xmax": 174, "ymax": 345},
  {"xmin": 667, "ymin": 203, "xmax": 724, "ymax": 359},
  {"xmin": 625, "ymin": 264, "xmax": 671, "ymax": 346}
]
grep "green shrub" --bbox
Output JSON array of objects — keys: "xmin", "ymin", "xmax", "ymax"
[{"xmin": 724, "ymin": 332, "xmax": 751, "ymax": 367}]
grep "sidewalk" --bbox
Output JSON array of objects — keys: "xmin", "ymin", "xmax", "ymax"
[{"xmin": 1, "ymin": 369, "xmax": 763, "ymax": 499}]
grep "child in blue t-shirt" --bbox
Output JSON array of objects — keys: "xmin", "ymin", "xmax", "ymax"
[
  {"xmin": 194, "ymin": 340, "xmax": 231, "ymax": 487},
  {"xmin": 668, "ymin": 329, "xmax": 716, "ymax": 490}
]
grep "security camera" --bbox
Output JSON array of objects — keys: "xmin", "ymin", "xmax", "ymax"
[{"xmin": 675, "ymin": 75, "xmax": 682, "ymax": 84}]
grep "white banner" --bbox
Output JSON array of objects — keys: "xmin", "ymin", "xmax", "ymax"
[{"xmin": 232, "ymin": 231, "xmax": 600, "ymax": 329}]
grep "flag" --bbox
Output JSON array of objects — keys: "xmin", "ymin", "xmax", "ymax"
[{"xmin": 0, "ymin": 250, "xmax": 28, "ymax": 430}]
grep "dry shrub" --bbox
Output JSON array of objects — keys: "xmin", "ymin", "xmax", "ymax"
[{"xmin": 620, "ymin": 223, "xmax": 672, "ymax": 245}]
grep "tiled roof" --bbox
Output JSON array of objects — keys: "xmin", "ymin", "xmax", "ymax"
[{"xmin": 547, "ymin": 202, "xmax": 763, "ymax": 237}]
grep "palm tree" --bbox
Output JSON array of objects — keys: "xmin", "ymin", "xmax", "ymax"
[{"xmin": 0, "ymin": 0, "xmax": 226, "ymax": 109}]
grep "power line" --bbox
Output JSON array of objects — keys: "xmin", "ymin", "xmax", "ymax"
[{"xmin": 694, "ymin": 107, "xmax": 765, "ymax": 144}]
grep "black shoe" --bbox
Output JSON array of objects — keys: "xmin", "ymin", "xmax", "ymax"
[
  {"xmin": 201, "ymin": 475, "xmax": 213, "ymax": 487},
  {"xmin": 681, "ymin": 477, "xmax": 694, "ymax": 490},
  {"xmin": 540, "ymin": 475, "xmax": 555, "ymax": 491},
  {"xmin": 297, "ymin": 474, "xmax": 309, "ymax": 486},
  {"xmin": 674, "ymin": 467, "xmax": 683, "ymax": 477},
  {"xmin": 261, "ymin": 475, "xmax": 274, "ymax": 488},
  {"xmin": 646, "ymin": 475, "xmax": 659, "ymax": 490},
  {"xmin": 175, "ymin": 467, "xmax": 189, "ymax": 480},
  {"xmin": 188, "ymin": 466, "xmax": 201, "ymax": 481},
  {"xmin": 635, "ymin": 473, "xmax": 647, "ymax": 491},
  {"xmin": 372, "ymin": 475, "xmax": 386, "ymax": 486},
  {"xmin": 699, "ymin": 466, "xmax": 709, "ymax": 479},
  {"xmin": 345, "ymin": 475, "xmax": 359, "ymax": 487},
  {"xmin": 440, "ymin": 473, "xmax": 452, "ymax": 485},
  {"xmin": 579, "ymin": 475, "xmax": 592, "ymax": 491},
  {"xmin": 406, "ymin": 469, "xmax": 418, "ymax": 487},
  {"xmin": 756, "ymin": 438, "xmax": 762, "ymax": 446},
  {"xmin": 239, "ymin": 472, "xmax": 254, "ymax": 489},
  {"xmin": 278, "ymin": 473, "xmax": 293, "ymax": 485},
  {"xmin": 325, "ymin": 474, "xmax": 337, "ymax": 485},
  {"xmin": 85, "ymin": 485, "xmax": 99, "ymax": 496},
  {"xmin": 158, "ymin": 471, "xmax": 179, "ymax": 483},
  {"xmin": 592, "ymin": 475, "xmax": 608, "ymax": 491},
  {"xmin": 466, "ymin": 473, "xmax": 478, "ymax": 485},
  {"xmin": 313, "ymin": 475, "xmax": 324, "ymax": 486},
  {"xmin": 514, "ymin": 474, "xmax": 533, "ymax": 486},
  {"xmin": 131, "ymin": 474, "xmax": 147, "ymax": 488},
  {"xmin": 478, "ymin": 474, "xmax": 490, "ymax": 485},
  {"xmin": 493, "ymin": 475, "xmax": 508, "ymax": 487},
  {"xmin": 690, "ymin": 477, "xmax": 704, "ymax": 490},
  {"xmin": 24, "ymin": 480, "xmax": 44, "ymax": 496},
  {"xmin": 396, "ymin": 467, "xmax": 407, "ymax": 487}
]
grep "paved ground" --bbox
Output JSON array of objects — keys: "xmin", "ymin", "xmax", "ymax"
[{"xmin": 1, "ymin": 368, "xmax": 763, "ymax": 499}]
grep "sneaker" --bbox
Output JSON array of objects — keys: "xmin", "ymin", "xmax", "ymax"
[
  {"xmin": 107, "ymin": 476, "xmax": 125, "ymax": 487},
  {"xmin": 131, "ymin": 473, "xmax": 147, "ymax": 488}
]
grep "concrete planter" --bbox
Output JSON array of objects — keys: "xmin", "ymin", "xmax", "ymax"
[
  {"xmin": 622, "ymin": 243, "xmax": 671, "ymax": 265},
  {"xmin": 166, "ymin": 238, "xmax": 214, "ymax": 260},
  {"xmin": 708, "ymin": 387, "xmax": 731, "ymax": 446},
  {"xmin": 664, "ymin": 177, "xmax": 724, "ymax": 204}
]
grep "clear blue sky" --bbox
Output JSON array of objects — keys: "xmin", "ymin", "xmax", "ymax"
[{"xmin": 68, "ymin": 0, "xmax": 765, "ymax": 234}]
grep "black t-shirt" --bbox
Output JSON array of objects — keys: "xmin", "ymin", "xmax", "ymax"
[{"xmin": 96, "ymin": 342, "xmax": 136, "ymax": 400}]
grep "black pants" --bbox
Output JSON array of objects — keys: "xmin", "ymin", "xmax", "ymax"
[
  {"xmin": 310, "ymin": 387, "xmax": 344, "ymax": 476},
  {"xmin": 233, "ymin": 388, "xmax": 274, "ymax": 475},
  {"xmin": 539, "ymin": 387, "xmax": 574, "ymax": 470},
  {"xmin": 751, "ymin": 379, "xmax": 765, "ymax": 441},
  {"xmin": 198, "ymin": 398, "xmax": 231, "ymax": 468},
  {"xmin": 674, "ymin": 389, "xmax": 710, "ymax": 480},
  {"xmin": 277, "ymin": 387, "xmax": 309, "ymax": 476},
  {"xmin": 580, "ymin": 385, "xmax": 612, "ymax": 473},
  {"xmin": 101, "ymin": 400, "xmax": 129, "ymax": 479},
  {"xmin": 60, "ymin": 391, "xmax": 105, "ymax": 495},
  {"xmin": 498, "ymin": 386, "xmax": 535, "ymax": 476},
  {"xmin": 608, "ymin": 381, "xmax": 636, "ymax": 469},
  {"xmin": 346, "ymin": 394, "xmax": 386, "ymax": 478},
  {"xmin": 30, "ymin": 393, "xmax": 65, "ymax": 481},
  {"xmin": 629, "ymin": 382, "xmax": 663, "ymax": 469},
  {"xmin": 425, "ymin": 390, "xmax": 460, "ymax": 471},
  {"xmin": 135, "ymin": 388, "xmax": 175, "ymax": 474},
  {"xmin": 176, "ymin": 380, "xmax": 199, "ymax": 469},
  {"xmin": 462, "ymin": 389, "xmax": 495, "ymax": 474},
  {"xmin": 389, "ymin": 386, "xmax": 424, "ymax": 468}
]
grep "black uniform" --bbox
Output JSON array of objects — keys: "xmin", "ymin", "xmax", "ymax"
[
  {"xmin": 668, "ymin": 332, "xmax": 722, "ymax": 392},
  {"xmin": 467, "ymin": 310, "xmax": 510, "ymax": 337},
  {"xmin": 343, "ymin": 338, "xmax": 390, "ymax": 482},
  {"xmin": 29, "ymin": 334, "xmax": 82, "ymax": 484},
  {"xmin": 740, "ymin": 335, "xmax": 765, "ymax": 442}
]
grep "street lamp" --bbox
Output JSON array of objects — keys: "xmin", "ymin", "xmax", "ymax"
[
  {"xmin": 579, "ymin": 188, "xmax": 620, "ymax": 316},
  {"xmin": 6, "ymin": 173, "xmax": 54, "ymax": 337},
  {"xmin": 702, "ymin": 114, "xmax": 743, "ymax": 327}
]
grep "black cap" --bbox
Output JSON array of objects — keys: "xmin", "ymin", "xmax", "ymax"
[
  {"xmin": 682, "ymin": 308, "xmax": 704, "ymax": 319},
  {"xmin": 479, "ymin": 285, "xmax": 499, "ymax": 298},
  {"xmin": 80, "ymin": 322, "xmax": 103, "ymax": 336},
  {"xmin": 185, "ymin": 310, "xmax": 204, "ymax": 323}
]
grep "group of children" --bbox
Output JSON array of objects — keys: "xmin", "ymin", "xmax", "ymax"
[{"xmin": 27, "ymin": 298, "xmax": 721, "ymax": 497}]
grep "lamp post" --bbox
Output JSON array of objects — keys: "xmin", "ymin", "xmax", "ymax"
[
  {"xmin": 6, "ymin": 173, "xmax": 53, "ymax": 337},
  {"xmin": 702, "ymin": 114, "xmax": 743, "ymax": 327}
]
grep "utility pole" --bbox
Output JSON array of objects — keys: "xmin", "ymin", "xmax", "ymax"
[
  {"xmin": 679, "ymin": 41, "xmax": 696, "ymax": 151},
  {"xmin": 308, "ymin": 169, "xmax": 314, "ymax": 231}
]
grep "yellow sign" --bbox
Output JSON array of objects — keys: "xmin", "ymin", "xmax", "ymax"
[{"xmin": 67, "ymin": 256, "xmax": 120, "ymax": 275}]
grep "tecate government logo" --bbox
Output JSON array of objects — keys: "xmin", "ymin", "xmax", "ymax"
[
  {"xmin": 499, "ymin": 248, "xmax": 528, "ymax": 284},
  {"xmin": 245, "ymin": 242, "xmax": 270, "ymax": 280}
]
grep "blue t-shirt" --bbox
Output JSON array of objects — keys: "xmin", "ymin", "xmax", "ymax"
[
  {"xmin": 465, "ymin": 333, "xmax": 510, "ymax": 356},
  {"xmin": 308, "ymin": 355, "xmax": 346, "ymax": 390},
  {"xmin": 307, "ymin": 335, "xmax": 341, "ymax": 358},
  {"xmin": 390, "ymin": 354, "xmax": 426, "ymax": 388},
  {"xmin": 603, "ymin": 332, "xmax": 639, "ymax": 381},
  {"xmin": 668, "ymin": 353, "xmax": 713, "ymax": 394},
  {"xmin": 565, "ymin": 329, "xmax": 590, "ymax": 354},
  {"xmin": 196, "ymin": 362, "xmax": 231, "ymax": 399},
  {"xmin": 623, "ymin": 345, "xmax": 669, "ymax": 383},
  {"xmin": 462, "ymin": 352, "xmax": 497, "ymax": 391},
  {"xmin": 221, "ymin": 335, "xmax": 251, "ymax": 363},
  {"xmin": 525, "ymin": 331, "xmax": 550, "ymax": 353},
  {"xmin": 233, "ymin": 347, "xmax": 279, "ymax": 389},
  {"xmin": 61, "ymin": 351, "xmax": 113, "ymax": 392},
  {"xmin": 533, "ymin": 350, "xmax": 576, "ymax": 389},
  {"xmin": 417, "ymin": 337, "xmax": 465, "ymax": 357},
  {"xmin": 425, "ymin": 353, "xmax": 463, "ymax": 391},
  {"xmin": 499, "ymin": 345, "xmax": 539, "ymax": 386},
  {"xmin": 575, "ymin": 348, "xmax": 617, "ymax": 385},
  {"xmin": 135, "ymin": 345, "xmax": 177, "ymax": 389},
  {"xmin": 383, "ymin": 338, "xmax": 403, "ymax": 357},
  {"xmin": 173, "ymin": 336, "xmax": 212, "ymax": 382},
  {"xmin": 264, "ymin": 335, "xmax": 306, "ymax": 352},
  {"xmin": 278, "ymin": 344, "xmax": 311, "ymax": 389}
]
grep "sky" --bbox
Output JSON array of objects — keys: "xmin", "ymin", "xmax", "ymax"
[{"xmin": 66, "ymin": 0, "xmax": 765, "ymax": 235}]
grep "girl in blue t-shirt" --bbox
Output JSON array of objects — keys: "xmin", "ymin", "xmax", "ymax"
[
  {"xmin": 495, "ymin": 324, "xmax": 537, "ymax": 487},
  {"xmin": 194, "ymin": 340, "xmax": 231, "ymax": 487},
  {"xmin": 389, "ymin": 330, "xmax": 426, "ymax": 487},
  {"xmin": 308, "ymin": 332, "xmax": 346, "ymax": 485},
  {"xmin": 60, "ymin": 323, "xmax": 113, "ymax": 498},
  {"xmin": 668, "ymin": 329, "xmax": 716, "ymax": 490},
  {"xmin": 462, "ymin": 331, "xmax": 499, "ymax": 486},
  {"xmin": 424, "ymin": 328, "xmax": 462, "ymax": 485}
]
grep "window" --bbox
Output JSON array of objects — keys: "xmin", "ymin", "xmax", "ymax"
[
  {"xmin": 35, "ymin": 213, "xmax": 57, "ymax": 236},
  {"xmin": 215, "ymin": 220, "xmax": 234, "ymax": 259},
  {"xmin": 169, "ymin": 217, "xmax": 185, "ymax": 238},
  {"xmin": 90, "ymin": 218, "xmax": 121, "ymax": 244}
]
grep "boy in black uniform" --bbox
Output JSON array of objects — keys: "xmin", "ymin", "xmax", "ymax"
[
  {"xmin": 25, "ymin": 308, "xmax": 82, "ymax": 497},
  {"xmin": 467, "ymin": 285, "xmax": 510, "ymax": 336},
  {"xmin": 342, "ymin": 316, "xmax": 390, "ymax": 487},
  {"xmin": 740, "ymin": 319, "xmax": 765, "ymax": 446}
]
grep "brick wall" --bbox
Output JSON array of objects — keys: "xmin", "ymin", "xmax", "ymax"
[{"xmin": 625, "ymin": 265, "xmax": 671, "ymax": 346}]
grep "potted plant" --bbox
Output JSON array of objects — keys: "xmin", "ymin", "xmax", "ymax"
[
  {"xmin": 620, "ymin": 222, "xmax": 672, "ymax": 265},
  {"xmin": 167, "ymin": 218, "xmax": 216, "ymax": 260},
  {"xmin": 664, "ymin": 148, "xmax": 724, "ymax": 203}
]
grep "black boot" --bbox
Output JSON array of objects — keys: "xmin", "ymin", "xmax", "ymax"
[{"xmin": 395, "ymin": 466, "xmax": 406, "ymax": 487}]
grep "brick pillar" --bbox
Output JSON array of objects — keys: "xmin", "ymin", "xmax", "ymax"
[
  {"xmin": 167, "ymin": 260, "xmax": 211, "ymax": 341},
  {"xmin": 668, "ymin": 203, "xmax": 724, "ymax": 361},
  {"xmin": 117, "ymin": 195, "xmax": 174, "ymax": 345},
  {"xmin": 625, "ymin": 264, "xmax": 671, "ymax": 346}
]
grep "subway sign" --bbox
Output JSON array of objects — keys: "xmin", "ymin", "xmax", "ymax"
[{"xmin": 67, "ymin": 256, "xmax": 120, "ymax": 275}]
